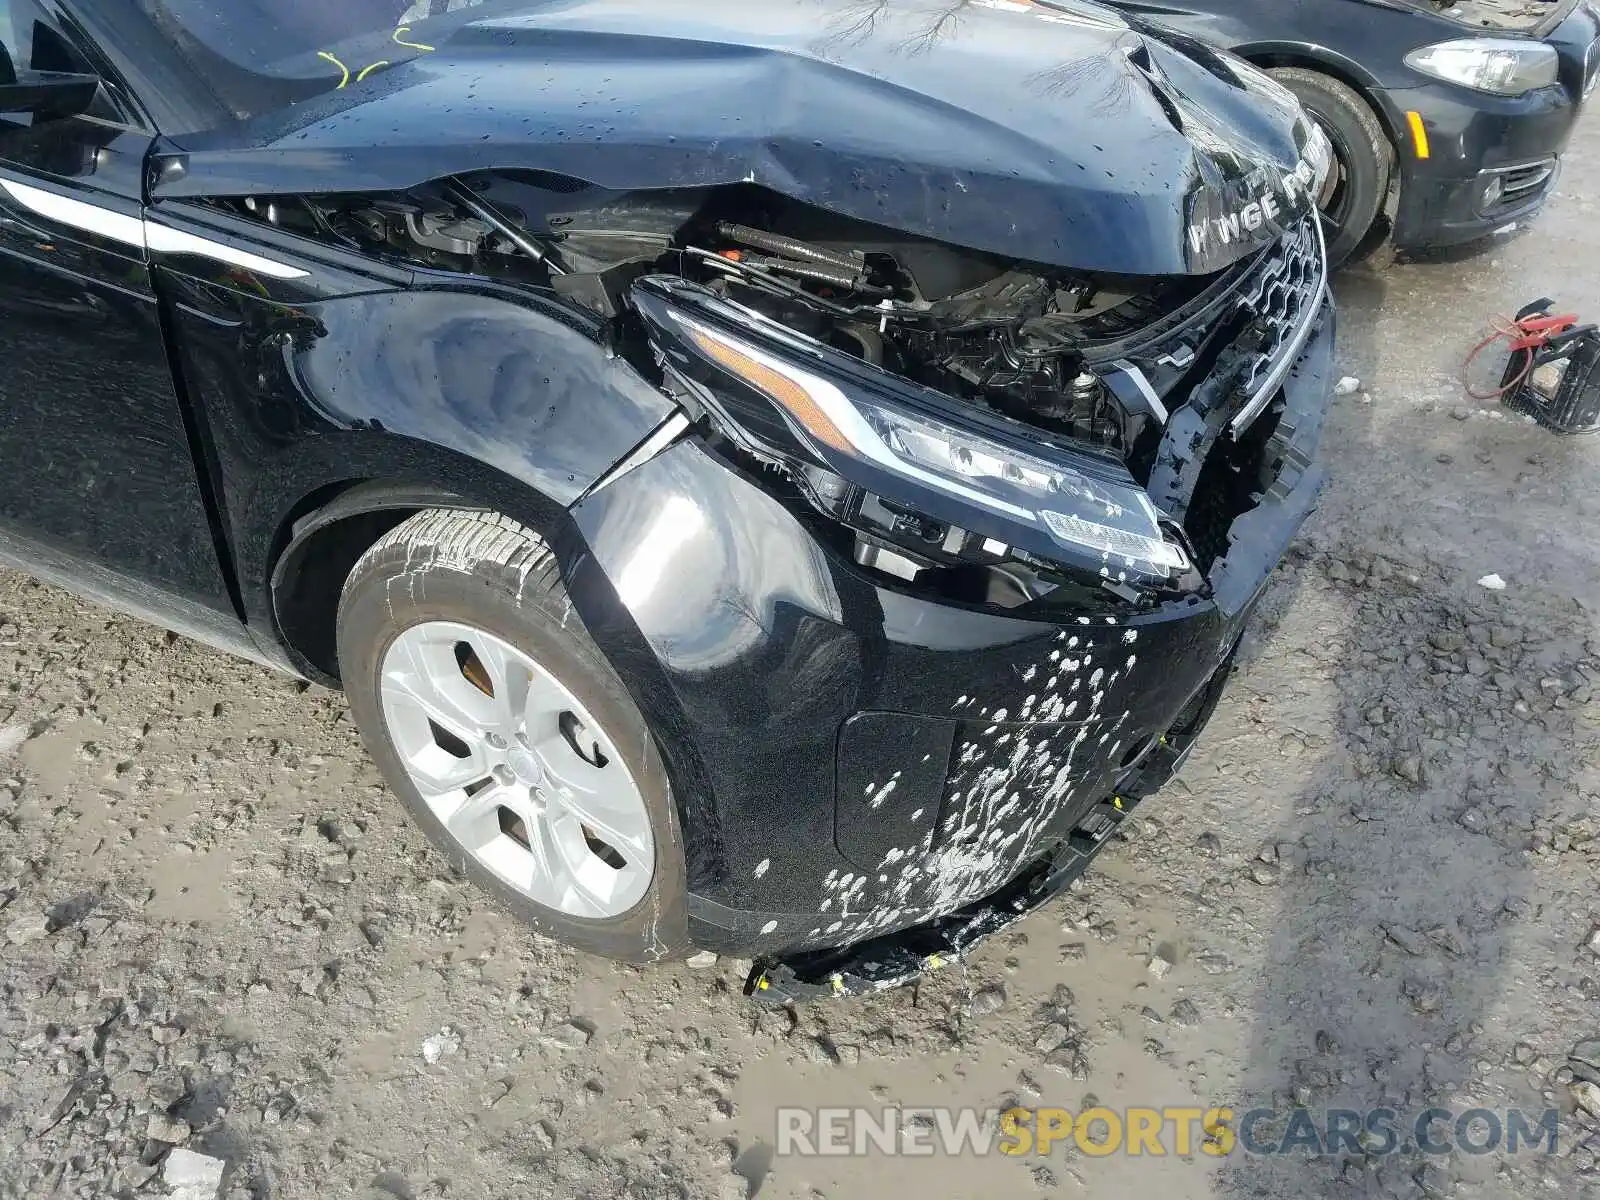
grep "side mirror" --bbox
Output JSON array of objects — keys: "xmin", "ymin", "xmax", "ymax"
[{"xmin": 0, "ymin": 70, "xmax": 105, "ymax": 123}]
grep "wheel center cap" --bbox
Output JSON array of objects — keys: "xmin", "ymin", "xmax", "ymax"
[{"xmin": 506, "ymin": 747, "xmax": 543, "ymax": 786}]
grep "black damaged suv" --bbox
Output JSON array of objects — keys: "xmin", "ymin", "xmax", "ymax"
[{"xmin": 0, "ymin": 0, "xmax": 1335, "ymax": 997}]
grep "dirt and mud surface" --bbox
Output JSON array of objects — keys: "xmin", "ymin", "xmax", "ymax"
[{"xmin": 5, "ymin": 131, "xmax": 1600, "ymax": 1200}]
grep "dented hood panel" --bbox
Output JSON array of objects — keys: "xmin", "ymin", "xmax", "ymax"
[{"xmin": 153, "ymin": 0, "xmax": 1322, "ymax": 275}]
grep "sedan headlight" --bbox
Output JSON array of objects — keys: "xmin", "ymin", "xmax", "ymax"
[
  {"xmin": 631, "ymin": 279, "xmax": 1190, "ymax": 584},
  {"xmin": 1404, "ymin": 38, "xmax": 1560, "ymax": 96}
]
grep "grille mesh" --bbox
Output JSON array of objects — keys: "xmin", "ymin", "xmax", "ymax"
[{"xmin": 1233, "ymin": 218, "xmax": 1324, "ymax": 407}]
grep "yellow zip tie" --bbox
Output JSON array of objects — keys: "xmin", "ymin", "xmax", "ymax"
[
  {"xmin": 356, "ymin": 61, "xmax": 390, "ymax": 82},
  {"xmin": 393, "ymin": 26, "xmax": 436, "ymax": 52},
  {"xmin": 316, "ymin": 51, "xmax": 350, "ymax": 89}
]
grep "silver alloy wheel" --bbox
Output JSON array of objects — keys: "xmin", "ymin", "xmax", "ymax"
[{"xmin": 377, "ymin": 619, "xmax": 654, "ymax": 918}]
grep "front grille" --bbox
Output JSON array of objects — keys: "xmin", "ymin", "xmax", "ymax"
[
  {"xmin": 1489, "ymin": 161, "xmax": 1557, "ymax": 213},
  {"xmin": 1135, "ymin": 216, "xmax": 1326, "ymax": 571},
  {"xmin": 1228, "ymin": 217, "xmax": 1326, "ymax": 432}
]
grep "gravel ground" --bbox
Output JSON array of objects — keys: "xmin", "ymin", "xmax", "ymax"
[{"xmin": 5, "ymin": 129, "xmax": 1600, "ymax": 1200}]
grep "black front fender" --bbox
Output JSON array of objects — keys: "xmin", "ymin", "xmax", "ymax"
[{"xmin": 157, "ymin": 257, "xmax": 676, "ymax": 668}]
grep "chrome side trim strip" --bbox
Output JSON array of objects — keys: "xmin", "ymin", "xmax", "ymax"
[
  {"xmin": 0, "ymin": 177, "xmax": 310, "ymax": 280},
  {"xmin": 0, "ymin": 177, "xmax": 144, "ymax": 247},
  {"xmin": 144, "ymin": 221, "xmax": 310, "ymax": 279}
]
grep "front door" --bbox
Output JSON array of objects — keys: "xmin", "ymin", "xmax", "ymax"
[{"xmin": 0, "ymin": 3, "xmax": 242, "ymax": 646}]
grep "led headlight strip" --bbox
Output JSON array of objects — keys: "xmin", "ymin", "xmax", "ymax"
[
  {"xmin": 681, "ymin": 316, "xmax": 1033, "ymax": 519},
  {"xmin": 675, "ymin": 314, "xmax": 1189, "ymax": 577}
]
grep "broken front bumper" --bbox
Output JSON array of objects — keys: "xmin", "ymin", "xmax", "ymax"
[
  {"xmin": 744, "ymin": 643, "xmax": 1237, "ymax": 1003},
  {"xmin": 559, "ymin": 299, "xmax": 1334, "ymax": 977}
]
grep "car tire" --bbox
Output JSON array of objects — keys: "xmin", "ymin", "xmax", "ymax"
[
  {"xmin": 336, "ymin": 507, "xmax": 691, "ymax": 963},
  {"xmin": 1269, "ymin": 67, "xmax": 1394, "ymax": 268}
]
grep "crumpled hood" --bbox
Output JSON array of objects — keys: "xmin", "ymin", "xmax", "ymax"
[{"xmin": 156, "ymin": 0, "xmax": 1323, "ymax": 275}]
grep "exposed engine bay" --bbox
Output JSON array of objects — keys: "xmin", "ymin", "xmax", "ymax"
[
  {"xmin": 1420, "ymin": 0, "xmax": 1570, "ymax": 32},
  {"xmin": 231, "ymin": 174, "xmax": 1208, "ymax": 451},
  {"xmin": 229, "ymin": 170, "xmax": 1286, "ymax": 446},
  {"xmin": 219, "ymin": 168, "xmax": 1321, "ymax": 609}
]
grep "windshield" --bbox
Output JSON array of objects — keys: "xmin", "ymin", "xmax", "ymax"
[{"xmin": 139, "ymin": 1, "xmax": 531, "ymax": 123}]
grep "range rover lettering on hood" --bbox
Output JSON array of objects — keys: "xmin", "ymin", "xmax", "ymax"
[
  {"xmin": 157, "ymin": 0, "xmax": 1322, "ymax": 277},
  {"xmin": 1188, "ymin": 125, "xmax": 1334, "ymax": 259}
]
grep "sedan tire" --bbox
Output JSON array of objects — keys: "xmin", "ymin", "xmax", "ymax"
[
  {"xmin": 337, "ymin": 508, "xmax": 690, "ymax": 963},
  {"xmin": 1270, "ymin": 67, "xmax": 1394, "ymax": 268}
]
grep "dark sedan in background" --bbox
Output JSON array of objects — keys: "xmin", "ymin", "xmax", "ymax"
[{"xmin": 1108, "ymin": 0, "xmax": 1600, "ymax": 263}]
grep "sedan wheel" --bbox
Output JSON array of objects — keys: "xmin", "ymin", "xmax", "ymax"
[{"xmin": 1269, "ymin": 67, "xmax": 1394, "ymax": 268}]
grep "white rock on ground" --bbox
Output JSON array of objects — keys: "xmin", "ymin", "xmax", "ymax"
[
  {"xmin": 162, "ymin": 1148, "xmax": 225, "ymax": 1200},
  {"xmin": 421, "ymin": 1027, "xmax": 460, "ymax": 1065},
  {"xmin": 0, "ymin": 723, "xmax": 28, "ymax": 758}
]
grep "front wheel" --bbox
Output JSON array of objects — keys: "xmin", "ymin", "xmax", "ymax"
[
  {"xmin": 1270, "ymin": 67, "xmax": 1394, "ymax": 268},
  {"xmin": 336, "ymin": 508, "xmax": 690, "ymax": 962}
]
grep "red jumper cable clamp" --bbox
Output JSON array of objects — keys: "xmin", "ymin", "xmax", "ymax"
[{"xmin": 1463, "ymin": 298, "xmax": 1600, "ymax": 433}]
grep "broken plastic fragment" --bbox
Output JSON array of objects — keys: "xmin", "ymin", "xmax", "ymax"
[{"xmin": 1477, "ymin": 573, "xmax": 1508, "ymax": 591}]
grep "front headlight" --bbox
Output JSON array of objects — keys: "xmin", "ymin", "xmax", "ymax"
[
  {"xmin": 631, "ymin": 280, "xmax": 1190, "ymax": 584},
  {"xmin": 1404, "ymin": 38, "xmax": 1559, "ymax": 96}
]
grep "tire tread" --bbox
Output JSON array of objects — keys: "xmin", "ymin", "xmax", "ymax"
[{"xmin": 1269, "ymin": 66, "xmax": 1394, "ymax": 267}]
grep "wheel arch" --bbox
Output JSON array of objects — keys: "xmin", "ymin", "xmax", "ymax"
[
  {"xmin": 1234, "ymin": 43, "xmax": 1408, "ymax": 147},
  {"xmin": 259, "ymin": 434, "xmax": 572, "ymax": 687},
  {"xmin": 267, "ymin": 445, "xmax": 717, "ymax": 911},
  {"xmin": 270, "ymin": 480, "xmax": 464, "ymax": 685}
]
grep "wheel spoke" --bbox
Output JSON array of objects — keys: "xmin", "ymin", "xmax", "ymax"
[
  {"xmin": 521, "ymin": 668, "xmax": 577, "ymax": 729},
  {"xmin": 518, "ymin": 808, "xmax": 560, "ymax": 895},
  {"xmin": 410, "ymin": 747, "xmax": 490, "ymax": 798},
  {"xmin": 476, "ymin": 798, "xmax": 564, "ymax": 905},
  {"xmin": 545, "ymin": 810, "xmax": 627, "ymax": 914},
  {"xmin": 438, "ymin": 784, "xmax": 512, "ymax": 854},
  {"xmin": 384, "ymin": 634, "xmax": 497, "ymax": 737},
  {"xmin": 532, "ymin": 732, "xmax": 606, "ymax": 799},
  {"xmin": 551, "ymin": 788, "xmax": 651, "ymax": 868},
  {"xmin": 465, "ymin": 634, "xmax": 530, "ymax": 733}
]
